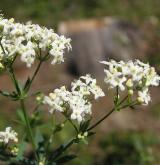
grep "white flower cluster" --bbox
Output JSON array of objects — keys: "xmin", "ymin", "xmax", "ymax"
[
  {"xmin": 101, "ymin": 60, "xmax": 160, "ymax": 105},
  {"xmin": 0, "ymin": 16, "xmax": 71, "ymax": 67},
  {"xmin": 0, "ymin": 127, "xmax": 18, "ymax": 144},
  {"xmin": 44, "ymin": 74, "xmax": 105, "ymax": 123}
]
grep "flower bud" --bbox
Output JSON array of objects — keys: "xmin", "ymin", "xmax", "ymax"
[
  {"xmin": 14, "ymin": 137, "xmax": 18, "ymax": 143},
  {"xmin": 128, "ymin": 89, "xmax": 133, "ymax": 95},
  {"xmin": 39, "ymin": 162, "xmax": 44, "ymax": 165},
  {"xmin": 49, "ymin": 93, "xmax": 56, "ymax": 100},
  {"xmin": 9, "ymin": 18, "xmax": 14, "ymax": 23},
  {"xmin": 137, "ymin": 97, "xmax": 144, "ymax": 104},
  {"xmin": 36, "ymin": 96, "xmax": 41, "ymax": 101},
  {"xmin": 81, "ymin": 135, "xmax": 85, "ymax": 139},
  {"xmin": 61, "ymin": 123, "xmax": 65, "ymax": 128},
  {"xmin": 84, "ymin": 132, "xmax": 88, "ymax": 137},
  {"xmin": 36, "ymin": 94, "xmax": 44, "ymax": 104},
  {"xmin": 78, "ymin": 134, "xmax": 82, "ymax": 139},
  {"xmin": 126, "ymin": 79, "xmax": 133, "ymax": 88},
  {"xmin": 11, "ymin": 147, "xmax": 18, "ymax": 155},
  {"xmin": 78, "ymin": 133, "xmax": 87, "ymax": 139}
]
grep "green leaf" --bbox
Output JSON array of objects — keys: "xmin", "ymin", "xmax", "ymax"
[
  {"xmin": 16, "ymin": 109, "xmax": 26, "ymax": 124},
  {"xmin": 12, "ymin": 119, "xmax": 25, "ymax": 126},
  {"xmin": 0, "ymin": 90, "xmax": 10, "ymax": 97},
  {"xmin": 10, "ymin": 91, "xmax": 19, "ymax": 101}
]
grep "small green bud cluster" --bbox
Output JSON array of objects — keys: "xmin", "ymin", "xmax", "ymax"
[{"xmin": 78, "ymin": 132, "xmax": 88, "ymax": 139}]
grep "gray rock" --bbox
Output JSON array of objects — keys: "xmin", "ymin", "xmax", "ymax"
[{"xmin": 58, "ymin": 18, "xmax": 148, "ymax": 77}]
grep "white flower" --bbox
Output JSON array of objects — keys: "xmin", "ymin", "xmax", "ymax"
[
  {"xmin": 104, "ymin": 69, "xmax": 126, "ymax": 91},
  {"xmin": 44, "ymin": 74, "xmax": 104, "ymax": 123},
  {"xmin": 20, "ymin": 41, "xmax": 36, "ymax": 67},
  {"xmin": 126, "ymin": 79, "xmax": 133, "ymax": 88},
  {"xmin": 0, "ymin": 127, "xmax": 18, "ymax": 144},
  {"xmin": 71, "ymin": 74, "xmax": 105, "ymax": 99},
  {"xmin": 101, "ymin": 59, "xmax": 160, "ymax": 105},
  {"xmin": 43, "ymin": 86, "xmax": 71, "ymax": 113},
  {"xmin": 0, "ymin": 16, "xmax": 71, "ymax": 67},
  {"xmin": 70, "ymin": 93, "xmax": 91, "ymax": 123},
  {"xmin": 138, "ymin": 89, "xmax": 151, "ymax": 105},
  {"xmin": 50, "ymin": 35, "xmax": 71, "ymax": 64},
  {"xmin": 145, "ymin": 67, "xmax": 160, "ymax": 86}
]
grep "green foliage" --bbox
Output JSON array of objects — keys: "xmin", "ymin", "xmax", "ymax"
[
  {"xmin": 1, "ymin": 0, "xmax": 160, "ymax": 28},
  {"xmin": 99, "ymin": 131, "xmax": 160, "ymax": 165}
]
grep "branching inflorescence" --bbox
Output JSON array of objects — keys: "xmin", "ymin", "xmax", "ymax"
[
  {"xmin": 0, "ymin": 14, "xmax": 159, "ymax": 165},
  {"xmin": 0, "ymin": 16, "xmax": 71, "ymax": 68},
  {"xmin": 101, "ymin": 60, "xmax": 160, "ymax": 105},
  {"xmin": 44, "ymin": 74, "xmax": 105, "ymax": 123}
]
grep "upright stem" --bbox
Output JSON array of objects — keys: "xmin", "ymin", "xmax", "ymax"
[
  {"xmin": 8, "ymin": 66, "xmax": 39, "ymax": 161},
  {"xmin": 20, "ymin": 99, "xmax": 39, "ymax": 161}
]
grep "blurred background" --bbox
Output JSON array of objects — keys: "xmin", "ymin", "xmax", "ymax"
[{"xmin": 0, "ymin": 0, "xmax": 160, "ymax": 164}]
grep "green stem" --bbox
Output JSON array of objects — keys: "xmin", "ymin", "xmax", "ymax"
[
  {"xmin": 120, "ymin": 101, "xmax": 138, "ymax": 109},
  {"xmin": 11, "ymin": 54, "xmax": 18, "ymax": 66},
  {"xmin": 0, "ymin": 40, "xmax": 6, "ymax": 55},
  {"xmin": 116, "ymin": 86, "xmax": 119, "ymax": 98},
  {"xmin": 8, "ymin": 67, "xmax": 39, "ymax": 161},
  {"xmin": 87, "ymin": 108, "xmax": 115, "ymax": 131},
  {"xmin": 45, "ymin": 117, "xmax": 55, "ymax": 154},
  {"xmin": 24, "ymin": 60, "xmax": 43, "ymax": 92},
  {"xmin": 46, "ymin": 118, "xmax": 66, "ymax": 150},
  {"xmin": 68, "ymin": 118, "xmax": 78, "ymax": 133},
  {"xmin": 87, "ymin": 95, "xmax": 128, "ymax": 131},
  {"xmin": 8, "ymin": 68, "xmax": 21, "ymax": 94},
  {"xmin": 30, "ymin": 61, "xmax": 42, "ymax": 86},
  {"xmin": 20, "ymin": 99, "xmax": 39, "ymax": 161},
  {"xmin": 52, "ymin": 138, "xmax": 77, "ymax": 161},
  {"xmin": 60, "ymin": 138, "xmax": 76, "ymax": 153},
  {"xmin": 63, "ymin": 113, "xmax": 78, "ymax": 134}
]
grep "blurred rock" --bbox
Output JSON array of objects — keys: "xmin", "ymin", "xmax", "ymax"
[{"xmin": 58, "ymin": 17, "xmax": 148, "ymax": 77}]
